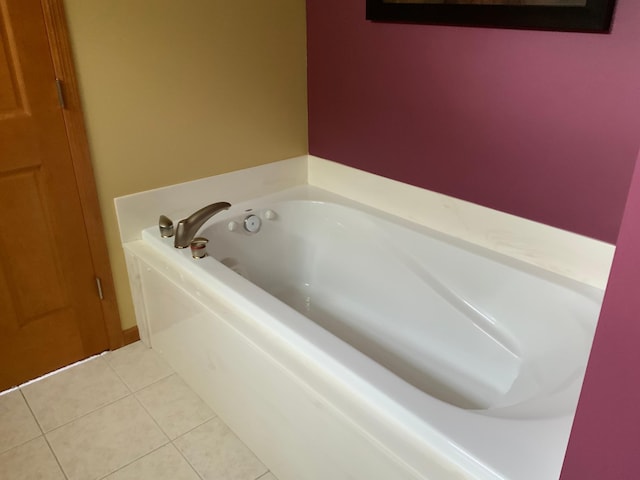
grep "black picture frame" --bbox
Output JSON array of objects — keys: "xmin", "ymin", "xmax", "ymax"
[{"xmin": 366, "ymin": 0, "xmax": 617, "ymax": 33}]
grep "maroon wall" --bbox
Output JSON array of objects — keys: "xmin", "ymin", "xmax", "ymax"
[
  {"xmin": 307, "ymin": 0, "xmax": 640, "ymax": 243},
  {"xmin": 561, "ymin": 147, "xmax": 640, "ymax": 478}
]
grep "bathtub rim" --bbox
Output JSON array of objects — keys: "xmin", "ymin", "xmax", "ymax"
[
  {"xmin": 140, "ymin": 185, "xmax": 603, "ymax": 422},
  {"xmin": 192, "ymin": 187, "xmax": 602, "ymax": 415}
]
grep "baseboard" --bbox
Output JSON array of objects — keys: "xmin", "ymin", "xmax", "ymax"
[{"xmin": 122, "ymin": 326, "xmax": 140, "ymax": 346}]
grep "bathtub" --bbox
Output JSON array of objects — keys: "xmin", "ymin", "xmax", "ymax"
[{"xmin": 127, "ymin": 185, "xmax": 603, "ymax": 480}]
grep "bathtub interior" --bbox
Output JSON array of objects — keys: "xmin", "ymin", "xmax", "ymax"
[{"xmin": 142, "ymin": 186, "xmax": 603, "ymax": 419}]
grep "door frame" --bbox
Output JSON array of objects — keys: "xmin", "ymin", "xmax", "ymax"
[{"xmin": 40, "ymin": 0, "xmax": 123, "ymax": 349}]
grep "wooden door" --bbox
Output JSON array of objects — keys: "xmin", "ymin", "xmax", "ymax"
[{"xmin": 0, "ymin": 0, "xmax": 113, "ymax": 390}]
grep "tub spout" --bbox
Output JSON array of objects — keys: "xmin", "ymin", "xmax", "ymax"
[{"xmin": 174, "ymin": 201, "xmax": 231, "ymax": 248}]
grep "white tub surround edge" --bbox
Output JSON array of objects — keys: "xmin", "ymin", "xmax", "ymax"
[
  {"xmin": 307, "ymin": 156, "xmax": 614, "ymax": 290},
  {"xmin": 114, "ymin": 156, "xmax": 308, "ymax": 244},
  {"xmin": 115, "ymin": 154, "xmax": 614, "ymax": 291}
]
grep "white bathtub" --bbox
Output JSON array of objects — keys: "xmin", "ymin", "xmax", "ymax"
[{"xmin": 128, "ymin": 185, "xmax": 603, "ymax": 480}]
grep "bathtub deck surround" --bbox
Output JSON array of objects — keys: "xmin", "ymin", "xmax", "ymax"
[
  {"xmin": 116, "ymin": 155, "xmax": 614, "ymax": 480},
  {"xmin": 116, "ymin": 155, "xmax": 614, "ymax": 290}
]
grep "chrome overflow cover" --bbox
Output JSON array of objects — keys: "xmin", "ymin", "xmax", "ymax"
[{"xmin": 243, "ymin": 214, "xmax": 261, "ymax": 233}]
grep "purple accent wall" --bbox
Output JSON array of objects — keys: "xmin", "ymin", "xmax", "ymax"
[
  {"xmin": 561, "ymin": 148, "xmax": 640, "ymax": 478},
  {"xmin": 307, "ymin": 0, "xmax": 640, "ymax": 243}
]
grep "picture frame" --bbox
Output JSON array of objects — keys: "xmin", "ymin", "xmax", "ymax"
[{"xmin": 365, "ymin": 0, "xmax": 617, "ymax": 33}]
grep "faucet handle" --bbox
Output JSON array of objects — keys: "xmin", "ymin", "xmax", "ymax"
[
  {"xmin": 159, "ymin": 215, "xmax": 174, "ymax": 237},
  {"xmin": 190, "ymin": 237, "xmax": 209, "ymax": 259}
]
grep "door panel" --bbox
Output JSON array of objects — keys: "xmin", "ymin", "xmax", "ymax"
[
  {"xmin": 0, "ymin": 169, "xmax": 68, "ymax": 323},
  {"xmin": 0, "ymin": 15, "xmax": 28, "ymax": 117},
  {"xmin": 0, "ymin": 0, "xmax": 109, "ymax": 389}
]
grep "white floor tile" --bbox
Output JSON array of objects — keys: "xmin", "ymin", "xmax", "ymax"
[
  {"xmin": 0, "ymin": 436, "xmax": 65, "ymax": 479},
  {"xmin": 0, "ymin": 390, "xmax": 41, "ymax": 454},
  {"xmin": 104, "ymin": 341, "xmax": 174, "ymax": 391},
  {"xmin": 21, "ymin": 356, "xmax": 130, "ymax": 432},
  {"xmin": 103, "ymin": 444, "xmax": 200, "ymax": 480},
  {"xmin": 4, "ymin": 346, "xmax": 279, "ymax": 480},
  {"xmin": 175, "ymin": 417, "xmax": 267, "ymax": 480},
  {"xmin": 136, "ymin": 373, "xmax": 215, "ymax": 439},
  {"xmin": 47, "ymin": 395, "xmax": 168, "ymax": 480}
]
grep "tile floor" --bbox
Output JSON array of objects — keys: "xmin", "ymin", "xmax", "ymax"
[{"xmin": 0, "ymin": 341, "xmax": 278, "ymax": 480}]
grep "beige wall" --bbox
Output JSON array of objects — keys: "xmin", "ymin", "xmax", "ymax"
[{"xmin": 64, "ymin": 0, "xmax": 308, "ymax": 330}]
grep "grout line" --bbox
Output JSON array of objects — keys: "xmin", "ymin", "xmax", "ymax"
[
  {"xmin": 171, "ymin": 441, "xmax": 206, "ymax": 480},
  {"xmin": 39, "ymin": 380, "xmax": 173, "ymax": 480},
  {"xmin": 40, "ymin": 392, "xmax": 173, "ymax": 480},
  {"xmin": 100, "ymin": 344, "xmax": 138, "ymax": 395},
  {"xmin": 94, "ymin": 381, "xmax": 209, "ymax": 479},
  {"xmin": 0, "ymin": 436, "xmax": 43, "ymax": 459},
  {"xmin": 171, "ymin": 437, "xmax": 206, "ymax": 480},
  {"xmin": 130, "ymin": 391, "xmax": 172, "ymax": 440},
  {"xmin": 19, "ymin": 358, "xmax": 131, "ymax": 434},
  {"xmin": 29, "ymin": 345, "xmax": 176, "ymax": 436},
  {"xmin": 0, "ymin": 391, "xmax": 55, "ymax": 461},
  {"xmin": 102, "ymin": 342, "xmax": 175, "ymax": 394},
  {"xmin": 13, "ymin": 389, "xmax": 68, "ymax": 478},
  {"xmin": 169, "ymin": 417, "xmax": 228, "ymax": 480},
  {"xmin": 41, "ymin": 434, "xmax": 70, "ymax": 480},
  {"xmin": 19, "ymin": 389, "xmax": 46, "ymax": 435},
  {"xmin": 7, "ymin": 344, "xmax": 239, "ymax": 480},
  {"xmin": 170, "ymin": 416, "xmax": 269, "ymax": 480},
  {"xmin": 131, "ymin": 376, "xmax": 219, "ymax": 439},
  {"xmin": 0, "ymin": 432, "xmax": 71, "ymax": 480},
  {"xmin": 127, "ymin": 369, "xmax": 177, "ymax": 395},
  {"xmin": 256, "ymin": 471, "xmax": 275, "ymax": 480},
  {"xmin": 0, "ymin": 435, "xmax": 51, "ymax": 465},
  {"xmin": 174, "ymin": 416, "xmax": 217, "ymax": 440},
  {"xmin": 42, "ymin": 391, "xmax": 134, "ymax": 436},
  {"xmin": 95, "ymin": 442, "xmax": 172, "ymax": 480},
  {"xmin": 3, "ymin": 344, "xmax": 209, "ymax": 480}
]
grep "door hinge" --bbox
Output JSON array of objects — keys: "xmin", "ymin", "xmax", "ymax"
[
  {"xmin": 95, "ymin": 277, "xmax": 104, "ymax": 300},
  {"xmin": 55, "ymin": 78, "xmax": 66, "ymax": 109}
]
